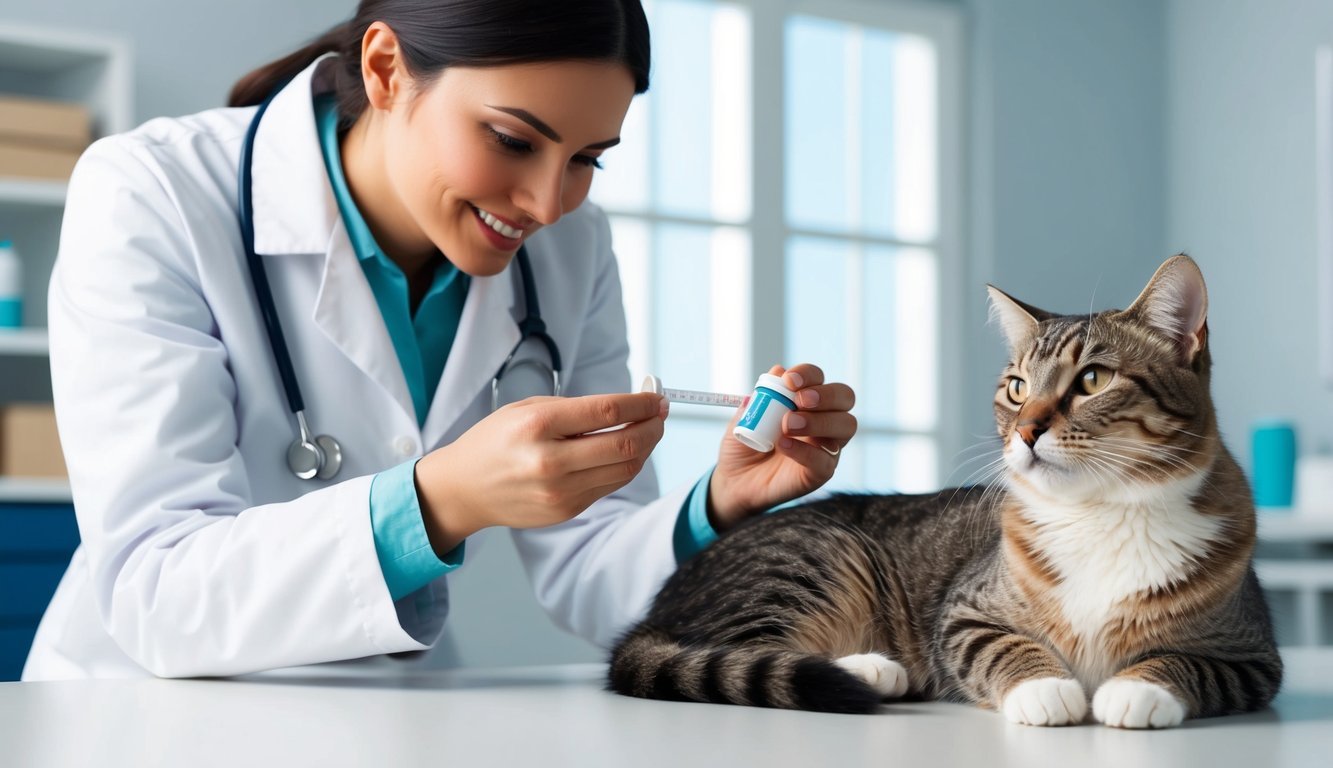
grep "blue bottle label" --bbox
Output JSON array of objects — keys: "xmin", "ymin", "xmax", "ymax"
[
  {"xmin": 737, "ymin": 391, "xmax": 774, "ymax": 430},
  {"xmin": 0, "ymin": 298, "xmax": 21, "ymax": 328}
]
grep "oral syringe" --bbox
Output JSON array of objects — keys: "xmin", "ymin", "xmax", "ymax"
[{"xmin": 640, "ymin": 375, "xmax": 746, "ymax": 408}]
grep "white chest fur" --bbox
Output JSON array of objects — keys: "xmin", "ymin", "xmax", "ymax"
[{"xmin": 1013, "ymin": 473, "xmax": 1224, "ymax": 686}]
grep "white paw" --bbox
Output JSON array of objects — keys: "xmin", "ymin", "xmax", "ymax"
[
  {"xmin": 1092, "ymin": 678, "xmax": 1186, "ymax": 729},
  {"xmin": 835, "ymin": 653, "xmax": 909, "ymax": 698},
  {"xmin": 1001, "ymin": 677, "xmax": 1088, "ymax": 726}
]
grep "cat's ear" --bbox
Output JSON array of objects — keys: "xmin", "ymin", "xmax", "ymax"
[
  {"xmin": 1122, "ymin": 254, "xmax": 1208, "ymax": 364},
  {"xmin": 986, "ymin": 285, "xmax": 1052, "ymax": 353}
]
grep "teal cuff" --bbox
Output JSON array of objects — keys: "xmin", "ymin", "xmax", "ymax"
[
  {"xmin": 370, "ymin": 458, "xmax": 464, "ymax": 601},
  {"xmin": 673, "ymin": 467, "xmax": 721, "ymax": 562}
]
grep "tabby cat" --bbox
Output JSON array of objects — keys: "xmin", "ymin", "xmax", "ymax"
[{"xmin": 608, "ymin": 255, "xmax": 1281, "ymax": 728}]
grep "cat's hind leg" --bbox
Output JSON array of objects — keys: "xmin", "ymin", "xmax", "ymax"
[{"xmin": 835, "ymin": 653, "xmax": 909, "ymax": 698}]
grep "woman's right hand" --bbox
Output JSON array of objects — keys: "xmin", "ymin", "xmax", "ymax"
[{"xmin": 414, "ymin": 392, "xmax": 668, "ymax": 555}]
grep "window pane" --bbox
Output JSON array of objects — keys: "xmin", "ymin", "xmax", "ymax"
[
  {"xmin": 786, "ymin": 237, "xmax": 937, "ymax": 431},
  {"xmin": 591, "ymin": 0, "xmax": 751, "ymax": 222},
  {"xmin": 613, "ymin": 219, "xmax": 751, "ymax": 394},
  {"xmin": 784, "ymin": 236, "xmax": 852, "ymax": 383},
  {"xmin": 652, "ymin": 416, "xmax": 726, "ymax": 493},
  {"xmin": 863, "ymin": 246, "xmax": 937, "ymax": 430},
  {"xmin": 785, "ymin": 16, "xmax": 938, "ymax": 241},
  {"xmin": 609, "ymin": 217, "xmax": 651, "ymax": 385},
  {"xmin": 814, "ymin": 432, "xmax": 935, "ymax": 493}
]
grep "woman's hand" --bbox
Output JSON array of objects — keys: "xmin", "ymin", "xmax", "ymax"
[
  {"xmin": 707, "ymin": 363, "xmax": 856, "ymax": 532},
  {"xmin": 414, "ymin": 392, "xmax": 667, "ymax": 555}
]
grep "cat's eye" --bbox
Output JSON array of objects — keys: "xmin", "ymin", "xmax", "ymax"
[
  {"xmin": 1006, "ymin": 377, "xmax": 1027, "ymax": 404},
  {"xmin": 1078, "ymin": 365, "xmax": 1113, "ymax": 395}
]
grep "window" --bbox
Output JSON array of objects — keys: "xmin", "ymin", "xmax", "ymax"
[{"xmin": 590, "ymin": 0, "xmax": 961, "ymax": 494}]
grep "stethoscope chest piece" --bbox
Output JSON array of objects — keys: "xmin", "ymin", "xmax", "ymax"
[{"xmin": 286, "ymin": 411, "xmax": 343, "ymax": 480}]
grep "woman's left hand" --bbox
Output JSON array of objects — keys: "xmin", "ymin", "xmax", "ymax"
[{"xmin": 706, "ymin": 363, "xmax": 856, "ymax": 532}]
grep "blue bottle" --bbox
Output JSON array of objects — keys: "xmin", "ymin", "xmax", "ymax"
[{"xmin": 0, "ymin": 239, "xmax": 21, "ymax": 328}]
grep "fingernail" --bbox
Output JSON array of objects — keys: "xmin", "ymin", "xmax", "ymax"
[
  {"xmin": 787, "ymin": 371, "xmax": 804, "ymax": 389},
  {"xmin": 799, "ymin": 389, "xmax": 820, "ymax": 409},
  {"xmin": 787, "ymin": 413, "xmax": 807, "ymax": 431}
]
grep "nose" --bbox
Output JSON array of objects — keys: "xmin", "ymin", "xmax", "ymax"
[
  {"xmin": 1016, "ymin": 420, "xmax": 1048, "ymax": 448},
  {"xmin": 518, "ymin": 165, "xmax": 566, "ymax": 226}
]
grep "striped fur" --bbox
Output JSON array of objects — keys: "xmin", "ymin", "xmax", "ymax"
[{"xmin": 608, "ymin": 256, "xmax": 1281, "ymax": 727}]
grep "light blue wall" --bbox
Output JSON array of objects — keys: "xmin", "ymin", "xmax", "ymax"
[
  {"xmin": 959, "ymin": 0, "xmax": 1167, "ymax": 462},
  {"xmin": 1167, "ymin": 0, "xmax": 1333, "ymax": 471}
]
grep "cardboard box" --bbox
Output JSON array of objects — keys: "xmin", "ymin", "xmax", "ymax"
[
  {"xmin": 0, "ymin": 403, "xmax": 67, "ymax": 479},
  {"xmin": 0, "ymin": 94, "xmax": 91, "ymax": 151},
  {"xmin": 0, "ymin": 141, "xmax": 81, "ymax": 182}
]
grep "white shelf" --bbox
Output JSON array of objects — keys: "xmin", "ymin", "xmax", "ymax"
[
  {"xmin": 0, "ymin": 178, "xmax": 67, "ymax": 208},
  {"xmin": 1257, "ymin": 513, "xmax": 1333, "ymax": 544},
  {"xmin": 0, "ymin": 328, "xmax": 49, "ymax": 355},
  {"xmin": 0, "ymin": 477, "xmax": 71, "ymax": 503}
]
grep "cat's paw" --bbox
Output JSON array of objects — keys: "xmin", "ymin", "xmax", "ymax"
[
  {"xmin": 1001, "ymin": 677, "xmax": 1088, "ymax": 726},
  {"xmin": 835, "ymin": 653, "xmax": 909, "ymax": 698},
  {"xmin": 1092, "ymin": 678, "xmax": 1186, "ymax": 729}
]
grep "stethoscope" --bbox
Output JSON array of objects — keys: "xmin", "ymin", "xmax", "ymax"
[{"xmin": 238, "ymin": 86, "xmax": 562, "ymax": 481}]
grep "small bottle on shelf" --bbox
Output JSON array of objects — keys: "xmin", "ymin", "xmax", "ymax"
[{"xmin": 0, "ymin": 239, "xmax": 21, "ymax": 329}]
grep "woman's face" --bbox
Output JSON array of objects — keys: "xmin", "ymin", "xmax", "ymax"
[{"xmin": 369, "ymin": 58, "xmax": 636, "ymax": 276}]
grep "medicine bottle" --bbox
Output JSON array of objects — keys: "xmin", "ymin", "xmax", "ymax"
[
  {"xmin": 0, "ymin": 240, "xmax": 21, "ymax": 328},
  {"xmin": 732, "ymin": 373, "xmax": 799, "ymax": 453}
]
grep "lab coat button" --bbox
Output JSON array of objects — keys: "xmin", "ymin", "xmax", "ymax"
[{"xmin": 394, "ymin": 436, "xmax": 417, "ymax": 457}]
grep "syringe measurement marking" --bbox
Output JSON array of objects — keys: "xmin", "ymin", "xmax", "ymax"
[{"xmin": 661, "ymin": 387, "xmax": 744, "ymax": 408}]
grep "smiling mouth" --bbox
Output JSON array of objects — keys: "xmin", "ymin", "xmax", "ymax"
[{"xmin": 471, "ymin": 205, "xmax": 524, "ymax": 239}]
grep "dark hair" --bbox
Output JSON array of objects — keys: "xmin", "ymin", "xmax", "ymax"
[{"xmin": 228, "ymin": 0, "xmax": 651, "ymax": 112}]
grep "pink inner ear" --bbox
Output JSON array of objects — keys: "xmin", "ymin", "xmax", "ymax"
[{"xmin": 1160, "ymin": 273, "xmax": 1208, "ymax": 361}]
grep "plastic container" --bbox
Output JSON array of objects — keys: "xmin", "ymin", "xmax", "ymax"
[
  {"xmin": 732, "ymin": 373, "xmax": 799, "ymax": 453},
  {"xmin": 0, "ymin": 240, "xmax": 21, "ymax": 328},
  {"xmin": 1252, "ymin": 420, "xmax": 1297, "ymax": 509}
]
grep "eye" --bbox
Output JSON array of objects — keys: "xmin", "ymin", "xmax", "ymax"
[
  {"xmin": 1078, "ymin": 365, "xmax": 1113, "ymax": 395},
  {"xmin": 1007, "ymin": 377, "xmax": 1028, "ymax": 405},
  {"xmin": 488, "ymin": 127, "xmax": 533, "ymax": 154},
  {"xmin": 571, "ymin": 154, "xmax": 604, "ymax": 170}
]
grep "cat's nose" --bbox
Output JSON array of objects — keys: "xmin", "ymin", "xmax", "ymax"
[{"xmin": 1017, "ymin": 422, "xmax": 1047, "ymax": 448}]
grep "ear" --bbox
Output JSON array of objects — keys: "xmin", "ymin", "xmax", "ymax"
[
  {"xmin": 361, "ymin": 21, "xmax": 408, "ymax": 111},
  {"xmin": 986, "ymin": 285, "xmax": 1052, "ymax": 354},
  {"xmin": 1122, "ymin": 254, "xmax": 1209, "ymax": 363}
]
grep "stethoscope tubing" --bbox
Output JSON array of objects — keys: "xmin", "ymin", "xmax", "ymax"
[{"xmin": 238, "ymin": 83, "xmax": 563, "ymax": 480}]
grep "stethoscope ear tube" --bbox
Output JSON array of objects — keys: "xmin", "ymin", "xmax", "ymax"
[
  {"xmin": 240, "ymin": 87, "xmax": 343, "ymax": 481},
  {"xmin": 240, "ymin": 86, "xmax": 561, "ymax": 479}
]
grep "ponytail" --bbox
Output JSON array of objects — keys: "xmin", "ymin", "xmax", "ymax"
[{"xmin": 227, "ymin": 22, "xmax": 353, "ymax": 107}]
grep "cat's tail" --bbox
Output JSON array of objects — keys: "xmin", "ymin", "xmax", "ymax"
[{"xmin": 606, "ymin": 626, "xmax": 881, "ymax": 714}]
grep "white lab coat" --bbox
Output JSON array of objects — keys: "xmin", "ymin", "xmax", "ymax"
[{"xmin": 23, "ymin": 57, "xmax": 691, "ymax": 680}]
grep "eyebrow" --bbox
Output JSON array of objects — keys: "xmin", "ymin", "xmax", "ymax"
[{"xmin": 488, "ymin": 105, "xmax": 621, "ymax": 150}]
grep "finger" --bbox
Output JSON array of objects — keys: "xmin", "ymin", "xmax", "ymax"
[
  {"xmin": 781, "ymin": 363, "xmax": 825, "ymax": 392},
  {"xmin": 775, "ymin": 434, "xmax": 840, "ymax": 468},
  {"xmin": 792, "ymin": 382, "xmax": 855, "ymax": 412},
  {"xmin": 784, "ymin": 410, "xmax": 857, "ymax": 444},
  {"xmin": 558, "ymin": 413, "xmax": 664, "ymax": 472},
  {"xmin": 536, "ymin": 392, "xmax": 666, "ymax": 437}
]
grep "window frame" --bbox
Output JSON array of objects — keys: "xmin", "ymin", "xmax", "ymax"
[{"xmin": 600, "ymin": 0, "xmax": 965, "ymax": 490}]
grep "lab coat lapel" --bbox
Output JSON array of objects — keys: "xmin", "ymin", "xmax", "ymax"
[
  {"xmin": 250, "ymin": 56, "xmax": 416, "ymax": 424},
  {"xmin": 313, "ymin": 224, "xmax": 416, "ymax": 423},
  {"xmin": 422, "ymin": 266, "xmax": 520, "ymax": 445}
]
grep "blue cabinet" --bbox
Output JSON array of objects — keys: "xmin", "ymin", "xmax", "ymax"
[{"xmin": 0, "ymin": 502, "xmax": 78, "ymax": 681}]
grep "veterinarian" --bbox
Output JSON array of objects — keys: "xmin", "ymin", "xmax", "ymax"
[{"xmin": 23, "ymin": 0, "xmax": 857, "ymax": 680}]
